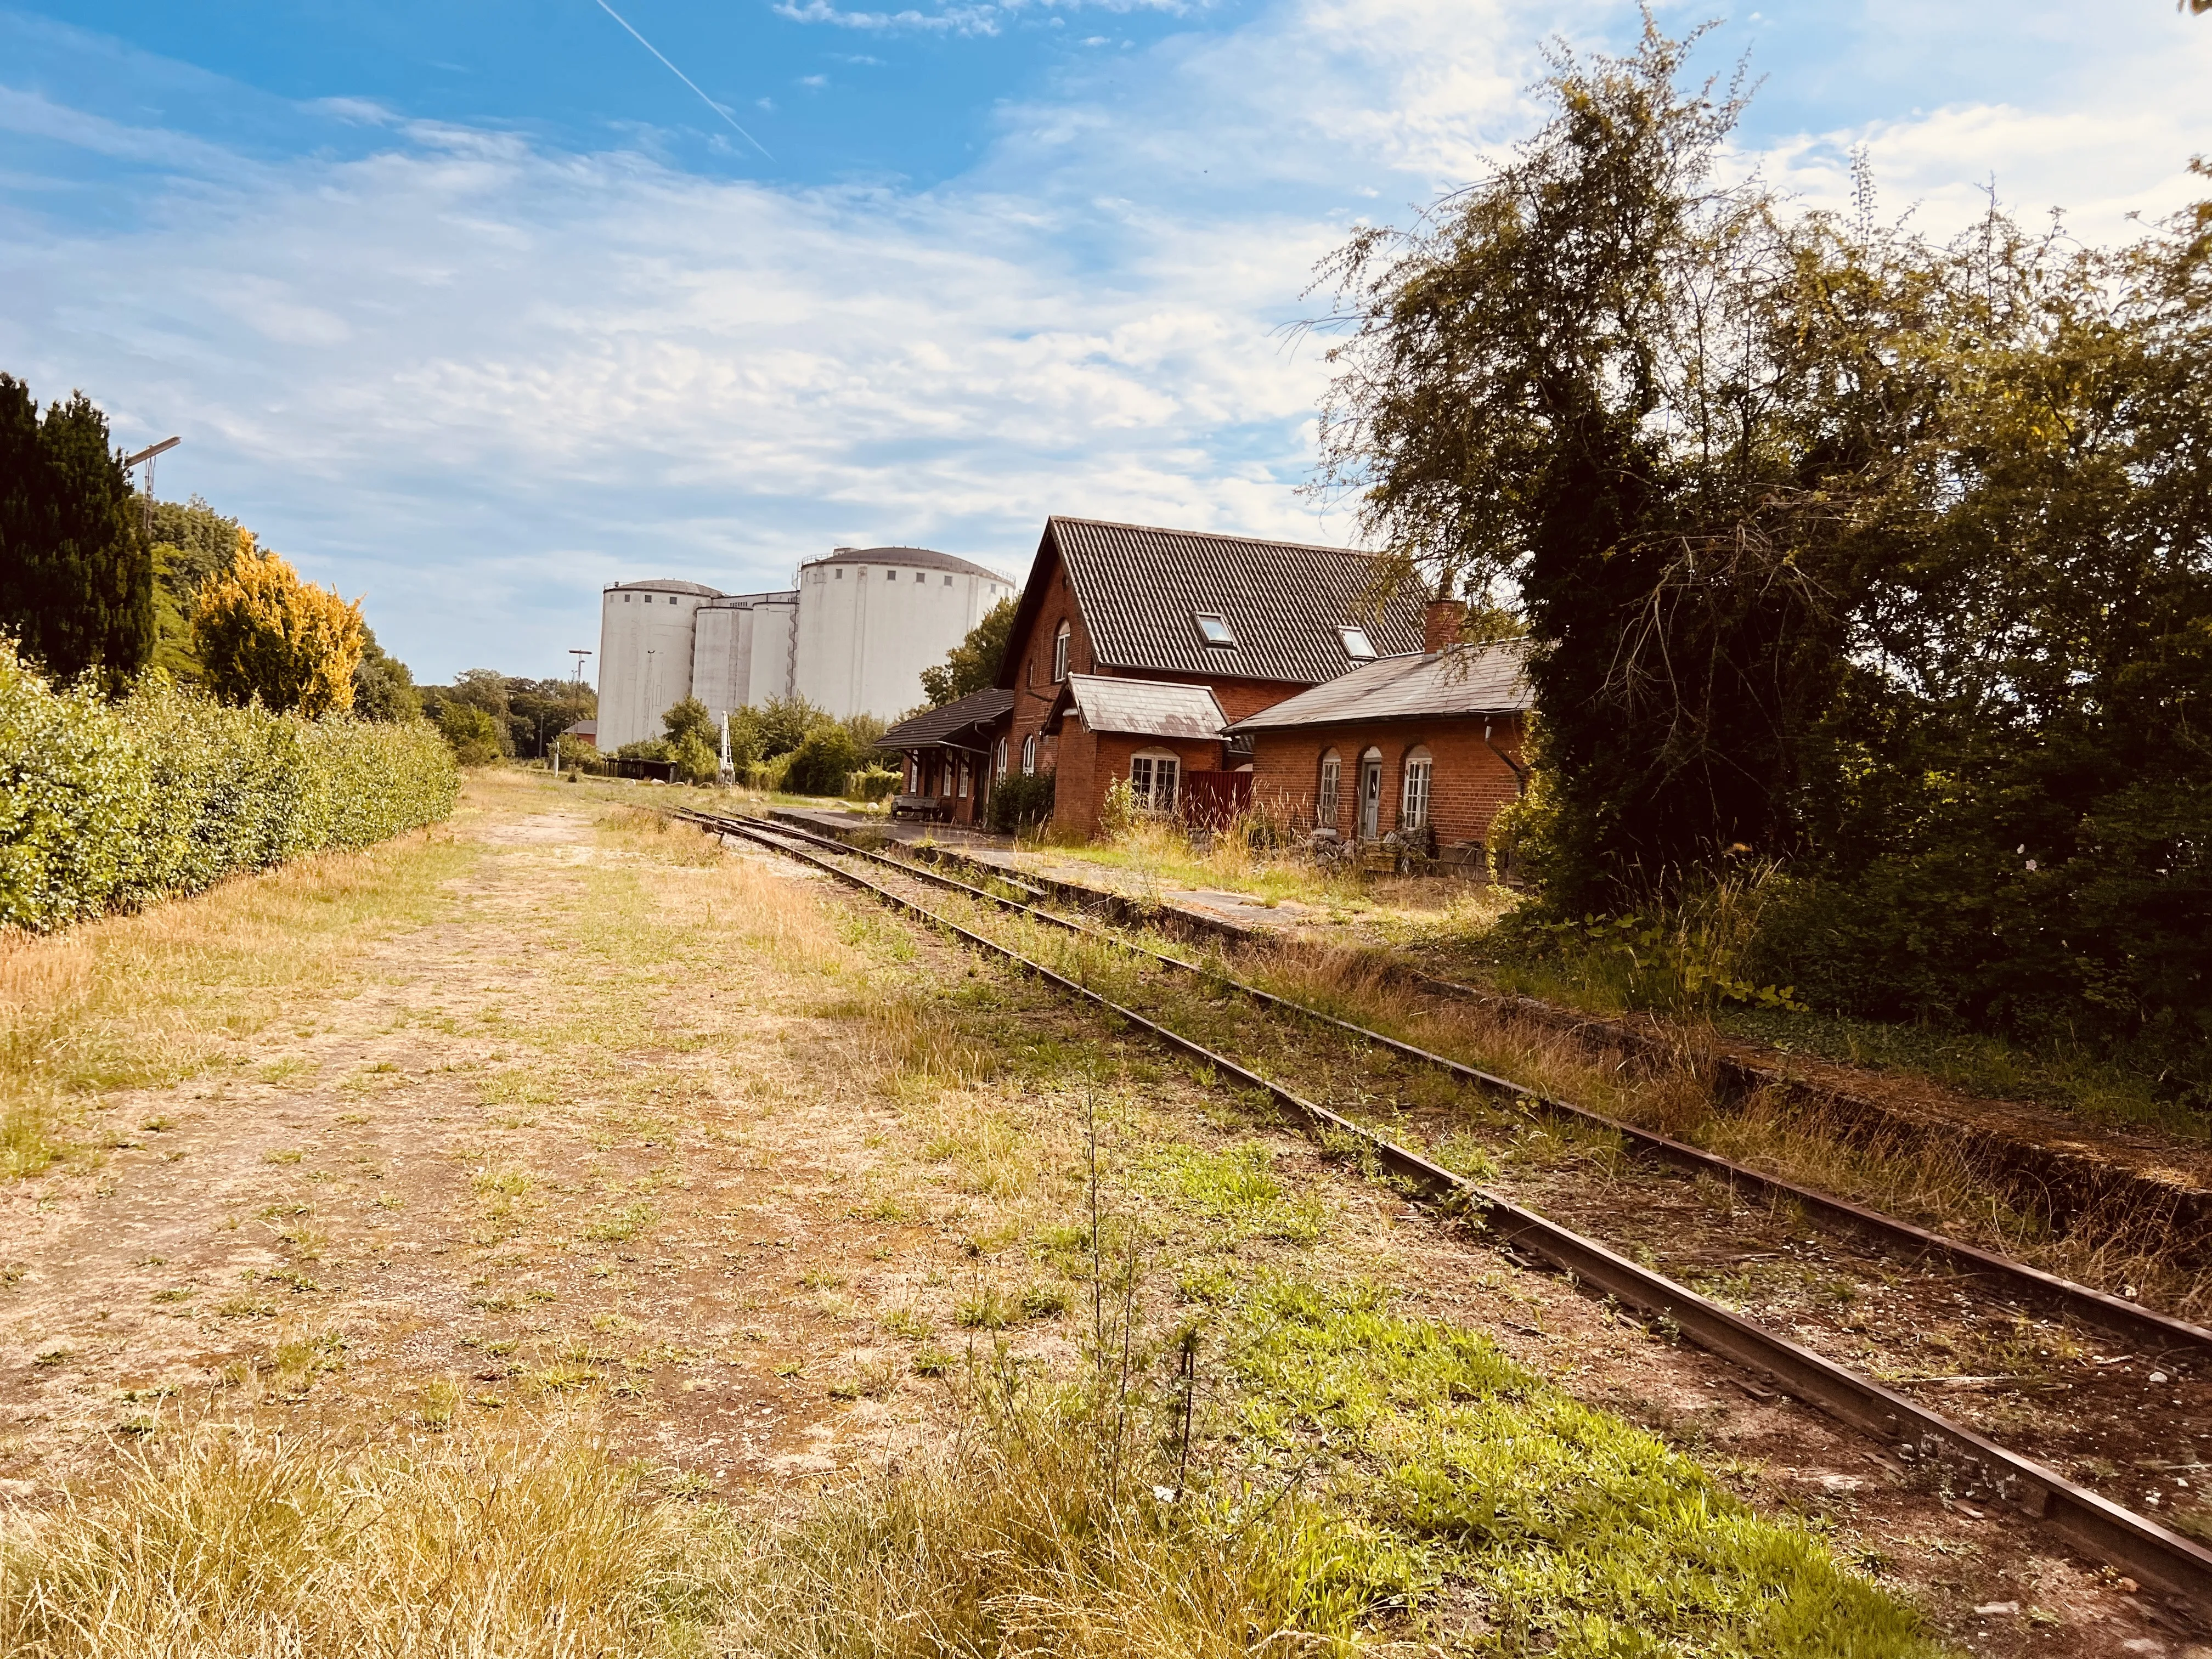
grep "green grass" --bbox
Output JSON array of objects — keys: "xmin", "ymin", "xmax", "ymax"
[
  {"xmin": 1140, "ymin": 1141, "xmax": 1325, "ymax": 1245},
  {"xmin": 1226, "ymin": 1276, "xmax": 1935, "ymax": 1656}
]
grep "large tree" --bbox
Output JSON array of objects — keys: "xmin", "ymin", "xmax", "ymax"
[
  {"xmin": 921, "ymin": 596, "xmax": 1017, "ymax": 707},
  {"xmin": 0, "ymin": 377, "xmax": 152, "ymax": 690},
  {"xmin": 1311, "ymin": 22, "xmax": 2212, "ymax": 1071}
]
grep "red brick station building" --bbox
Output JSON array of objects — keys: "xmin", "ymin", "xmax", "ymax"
[{"xmin": 878, "ymin": 517, "xmax": 1532, "ymax": 865}]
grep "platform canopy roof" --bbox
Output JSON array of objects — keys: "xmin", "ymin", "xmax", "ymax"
[
  {"xmin": 1048, "ymin": 674, "xmax": 1227, "ymax": 741},
  {"xmin": 1226, "ymin": 641, "xmax": 1531, "ymax": 731}
]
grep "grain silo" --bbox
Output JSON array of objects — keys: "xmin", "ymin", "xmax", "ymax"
[
  {"xmin": 596, "ymin": 580, "xmax": 724, "ymax": 751},
  {"xmin": 792, "ymin": 547, "xmax": 1017, "ymax": 721}
]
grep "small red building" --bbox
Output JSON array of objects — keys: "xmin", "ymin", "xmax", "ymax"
[
  {"xmin": 992, "ymin": 517, "xmax": 1427, "ymax": 838},
  {"xmin": 1228, "ymin": 604, "xmax": 1532, "ymax": 868}
]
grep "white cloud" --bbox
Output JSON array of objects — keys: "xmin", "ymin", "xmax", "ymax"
[{"xmin": 3, "ymin": 0, "xmax": 2207, "ymax": 681}]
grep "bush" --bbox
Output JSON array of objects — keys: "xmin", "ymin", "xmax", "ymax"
[
  {"xmin": 0, "ymin": 645, "xmax": 459, "ymax": 932},
  {"xmin": 437, "ymin": 702, "xmax": 502, "ymax": 767},
  {"xmin": 783, "ymin": 727, "xmax": 864, "ymax": 797},
  {"xmin": 669, "ymin": 732, "xmax": 719, "ymax": 786},
  {"xmin": 848, "ymin": 767, "xmax": 899, "ymax": 803},
  {"xmin": 986, "ymin": 768, "xmax": 1057, "ymax": 834}
]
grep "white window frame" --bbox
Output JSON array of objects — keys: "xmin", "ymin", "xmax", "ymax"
[
  {"xmin": 1317, "ymin": 748, "xmax": 1341, "ymax": 826},
  {"xmin": 996, "ymin": 737, "xmax": 1008, "ymax": 778},
  {"xmin": 1130, "ymin": 748, "xmax": 1180, "ymax": 814},
  {"xmin": 1052, "ymin": 621, "xmax": 1070, "ymax": 682},
  {"xmin": 1401, "ymin": 745, "xmax": 1433, "ymax": 831},
  {"xmin": 958, "ymin": 758, "xmax": 970, "ymax": 798},
  {"xmin": 1338, "ymin": 625, "xmax": 1375, "ymax": 659},
  {"xmin": 1022, "ymin": 733, "xmax": 1039, "ymax": 775},
  {"xmin": 1193, "ymin": 612, "xmax": 1237, "ymax": 648}
]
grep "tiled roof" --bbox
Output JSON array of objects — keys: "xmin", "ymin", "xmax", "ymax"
[
  {"xmin": 1058, "ymin": 674, "xmax": 1226, "ymax": 740},
  {"xmin": 877, "ymin": 686, "xmax": 1014, "ymax": 750},
  {"xmin": 1003, "ymin": 517, "xmax": 1428, "ymax": 689},
  {"xmin": 804, "ymin": 546, "xmax": 1014, "ymax": 584},
  {"xmin": 1226, "ymin": 641, "xmax": 1532, "ymax": 731}
]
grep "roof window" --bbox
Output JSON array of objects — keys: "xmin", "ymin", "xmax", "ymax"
[
  {"xmin": 1193, "ymin": 612, "xmax": 1237, "ymax": 648},
  {"xmin": 1338, "ymin": 626, "xmax": 1376, "ymax": 659}
]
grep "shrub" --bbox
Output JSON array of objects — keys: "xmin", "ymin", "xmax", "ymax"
[
  {"xmin": 1097, "ymin": 776, "xmax": 1139, "ymax": 840},
  {"xmin": 985, "ymin": 768, "xmax": 1056, "ymax": 833},
  {"xmin": 0, "ymin": 645, "xmax": 458, "ymax": 932},
  {"xmin": 437, "ymin": 702, "xmax": 502, "ymax": 766},
  {"xmin": 783, "ymin": 727, "xmax": 864, "ymax": 796},
  {"xmin": 848, "ymin": 767, "xmax": 900, "ymax": 803},
  {"xmin": 669, "ymin": 732, "xmax": 719, "ymax": 786},
  {"xmin": 193, "ymin": 539, "xmax": 365, "ymax": 718}
]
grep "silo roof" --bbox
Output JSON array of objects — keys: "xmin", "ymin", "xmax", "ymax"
[
  {"xmin": 803, "ymin": 546, "xmax": 1012, "ymax": 584},
  {"xmin": 605, "ymin": 579, "xmax": 726, "ymax": 597}
]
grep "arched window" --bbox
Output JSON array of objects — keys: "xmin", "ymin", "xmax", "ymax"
[
  {"xmin": 1130, "ymin": 748, "xmax": 1180, "ymax": 814},
  {"xmin": 1316, "ymin": 748, "xmax": 1341, "ymax": 827},
  {"xmin": 958, "ymin": 758, "xmax": 971, "ymax": 798},
  {"xmin": 1401, "ymin": 745, "xmax": 1433, "ymax": 831},
  {"xmin": 1022, "ymin": 733, "xmax": 1039, "ymax": 775},
  {"xmin": 996, "ymin": 737, "xmax": 1009, "ymax": 778},
  {"xmin": 1052, "ymin": 620, "xmax": 1071, "ymax": 682}
]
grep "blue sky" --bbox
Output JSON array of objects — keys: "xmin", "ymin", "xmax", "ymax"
[{"xmin": 4, "ymin": 1, "xmax": 2208, "ymax": 684}]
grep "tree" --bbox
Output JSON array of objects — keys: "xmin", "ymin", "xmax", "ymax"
[
  {"xmin": 352, "ymin": 627, "xmax": 424, "ymax": 723},
  {"xmin": 661, "ymin": 696, "xmax": 719, "ymax": 783},
  {"xmin": 0, "ymin": 376, "xmax": 151, "ymax": 691},
  {"xmin": 921, "ymin": 596, "xmax": 1018, "ymax": 706},
  {"xmin": 783, "ymin": 725, "xmax": 864, "ymax": 796},
  {"xmin": 193, "ymin": 538, "xmax": 366, "ymax": 716},
  {"xmin": 146, "ymin": 495, "xmax": 246, "ymax": 685},
  {"xmin": 437, "ymin": 702, "xmax": 503, "ymax": 766},
  {"xmin": 1310, "ymin": 20, "xmax": 2212, "ymax": 1078}
]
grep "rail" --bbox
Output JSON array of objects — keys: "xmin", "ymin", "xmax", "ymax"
[{"xmin": 695, "ymin": 808, "xmax": 2212, "ymax": 1610}]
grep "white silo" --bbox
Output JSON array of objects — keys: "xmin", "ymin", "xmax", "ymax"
[
  {"xmin": 692, "ymin": 590, "xmax": 799, "ymax": 725},
  {"xmin": 597, "ymin": 580, "xmax": 724, "ymax": 749},
  {"xmin": 792, "ymin": 546, "xmax": 1017, "ymax": 720}
]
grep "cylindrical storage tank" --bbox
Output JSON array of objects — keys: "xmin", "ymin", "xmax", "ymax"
[
  {"xmin": 791, "ymin": 546, "xmax": 1017, "ymax": 721},
  {"xmin": 596, "ymin": 580, "xmax": 723, "ymax": 749}
]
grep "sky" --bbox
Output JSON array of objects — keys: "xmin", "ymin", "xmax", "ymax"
[{"xmin": 3, "ymin": 1, "xmax": 2208, "ymax": 685}]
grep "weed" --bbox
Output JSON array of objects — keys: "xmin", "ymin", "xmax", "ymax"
[
  {"xmin": 956, "ymin": 1284, "xmax": 1011, "ymax": 1330},
  {"xmin": 584, "ymin": 1202, "xmax": 654, "ymax": 1243}
]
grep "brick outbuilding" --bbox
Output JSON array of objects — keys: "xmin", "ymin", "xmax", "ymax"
[{"xmin": 1228, "ymin": 604, "xmax": 1533, "ymax": 867}]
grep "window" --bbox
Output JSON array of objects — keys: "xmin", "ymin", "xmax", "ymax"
[
  {"xmin": 997, "ymin": 737, "xmax": 1008, "ymax": 777},
  {"xmin": 915, "ymin": 570, "xmax": 925, "ymax": 582},
  {"xmin": 958, "ymin": 759, "xmax": 970, "ymax": 798},
  {"xmin": 944, "ymin": 574, "xmax": 953, "ymax": 585},
  {"xmin": 1130, "ymin": 750, "xmax": 1180, "ymax": 813},
  {"xmin": 623, "ymin": 593, "xmax": 631, "ymax": 602},
  {"xmin": 1022, "ymin": 733, "xmax": 1038, "ymax": 774},
  {"xmin": 669, "ymin": 595, "xmax": 678, "ymax": 605},
  {"xmin": 886, "ymin": 568, "xmax": 896, "ymax": 581},
  {"xmin": 907, "ymin": 758, "xmax": 918, "ymax": 791},
  {"xmin": 1052, "ymin": 620, "xmax": 1070, "ymax": 682},
  {"xmin": 1193, "ymin": 612, "xmax": 1237, "ymax": 648},
  {"xmin": 1317, "ymin": 749, "xmax": 1341, "ymax": 826},
  {"xmin": 836, "ymin": 568, "xmax": 844, "ymax": 578},
  {"xmin": 1401, "ymin": 746, "xmax": 1432, "ymax": 831},
  {"xmin": 1338, "ymin": 626, "xmax": 1376, "ymax": 659}
]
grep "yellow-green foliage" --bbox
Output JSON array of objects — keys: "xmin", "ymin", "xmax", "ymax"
[{"xmin": 0, "ymin": 645, "xmax": 456, "ymax": 932}]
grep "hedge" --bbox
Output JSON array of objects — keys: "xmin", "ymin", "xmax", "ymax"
[{"xmin": 0, "ymin": 645, "xmax": 459, "ymax": 932}]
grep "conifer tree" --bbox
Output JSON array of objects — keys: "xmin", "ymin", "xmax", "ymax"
[{"xmin": 0, "ymin": 376, "xmax": 152, "ymax": 690}]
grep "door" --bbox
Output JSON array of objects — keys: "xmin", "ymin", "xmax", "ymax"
[{"xmin": 1358, "ymin": 756, "xmax": 1382, "ymax": 839}]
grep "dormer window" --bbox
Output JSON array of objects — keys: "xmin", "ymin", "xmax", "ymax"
[
  {"xmin": 1193, "ymin": 612, "xmax": 1237, "ymax": 648},
  {"xmin": 1338, "ymin": 626, "xmax": 1376, "ymax": 659}
]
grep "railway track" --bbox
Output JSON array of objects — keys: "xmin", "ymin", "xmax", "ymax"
[{"xmin": 686, "ymin": 807, "xmax": 2212, "ymax": 1615}]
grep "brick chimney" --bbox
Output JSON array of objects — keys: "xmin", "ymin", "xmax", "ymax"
[{"xmin": 1423, "ymin": 597, "xmax": 1466, "ymax": 655}]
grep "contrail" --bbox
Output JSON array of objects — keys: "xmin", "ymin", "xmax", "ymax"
[{"xmin": 592, "ymin": 0, "xmax": 774, "ymax": 160}]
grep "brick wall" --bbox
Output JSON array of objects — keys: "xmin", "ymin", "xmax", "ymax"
[{"xmin": 1248, "ymin": 714, "xmax": 1526, "ymax": 851}]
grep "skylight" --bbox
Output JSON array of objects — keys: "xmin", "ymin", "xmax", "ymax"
[
  {"xmin": 1193, "ymin": 612, "xmax": 1237, "ymax": 648},
  {"xmin": 1338, "ymin": 626, "xmax": 1376, "ymax": 659}
]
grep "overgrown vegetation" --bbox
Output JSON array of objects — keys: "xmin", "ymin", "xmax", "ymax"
[
  {"xmin": 0, "ymin": 642, "xmax": 457, "ymax": 933},
  {"xmin": 192, "ymin": 540, "xmax": 366, "ymax": 718},
  {"xmin": 1310, "ymin": 19, "xmax": 2212, "ymax": 1102}
]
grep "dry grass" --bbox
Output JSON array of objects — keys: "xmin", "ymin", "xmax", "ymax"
[
  {"xmin": 0, "ymin": 1418, "xmax": 726, "ymax": 1658},
  {"xmin": 0, "ymin": 828, "xmax": 475, "ymax": 1179}
]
